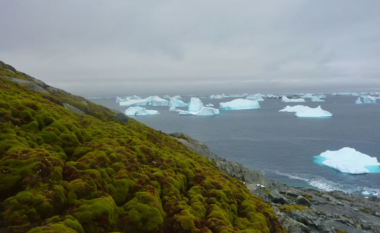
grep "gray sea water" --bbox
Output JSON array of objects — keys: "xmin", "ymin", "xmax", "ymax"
[{"xmin": 91, "ymin": 96, "xmax": 380, "ymax": 196}]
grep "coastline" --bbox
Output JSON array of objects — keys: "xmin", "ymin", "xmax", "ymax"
[{"xmin": 170, "ymin": 132, "xmax": 380, "ymax": 232}]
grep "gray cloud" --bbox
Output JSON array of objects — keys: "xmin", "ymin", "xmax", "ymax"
[{"xmin": 1, "ymin": 0, "xmax": 379, "ymax": 97}]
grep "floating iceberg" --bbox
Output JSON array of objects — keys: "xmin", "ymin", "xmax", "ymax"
[
  {"xmin": 266, "ymin": 94, "xmax": 279, "ymax": 99},
  {"xmin": 362, "ymin": 96, "xmax": 377, "ymax": 104},
  {"xmin": 169, "ymin": 106, "xmax": 178, "ymax": 112},
  {"xmin": 302, "ymin": 93, "xmax": 314, "ymax": 99},
  {"xmin": 219, "ymin": 99, "xmax": 260, "ymax": 110},
  {"xmin": 279, "ymin": 105, "xmax": 332, "ymax": 118},
  {"xmin": 246, "ymin": 94, "xmax": 264, "ymax": 101},
  {"xmin": 169, "ymin": 98, "xmax": 188, "ymax": 107},
  {"xmin": 311, "ymin": 96, "xmax": 325, "ymax": 102},
  {"xmin": 179, "ymin": 107, "xmax": 220, "ymax": 116},
  {"xmin": 119, "ymin": 96, "xmax": 169, "ymax": 107},
  {"xmin": 355, "ymin": 97, "xmax": 363, "ymax": 104},
  {"xmin": 210, "ymin": 95, "xmax": 224, "ymax": 99},
  {"xmin": 188, "ymin": 97, "xmax": 205, "ymax": 112},
  {"xmin": 125, "ymin": 106, "xmax": 160, "ymax": 116},
  {"xmin": 206, "ymin": 103, "xmax": 214, "ymax": 107},
  {"xmin": 315, "ymin": 147, "xmax": 380, "ymax": 174},
  {"xmin": 171, "ymin": 95, "xmax": 182, "ymax": 100},
  {"xmin": 281, "ymin": 96, "xmax": 305, "ymax": 103}
]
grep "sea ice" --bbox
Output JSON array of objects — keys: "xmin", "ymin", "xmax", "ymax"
[
  {"xmin": 210, "ymin": 95, "xmax": 224, "ymax": 99},
  {"xmin": 279, "ymin": 105, "xmax": 332, "ymax": 117},
  {"xmin": 246, "ymin": 94, "xmax": 264, "ymax": 101},
  {"xmin": 219, "ymin": 99, "xmax": 260, "ymax": 110},
  {"xmin": 125, "ymin": 106, "xmax": 160, "ymax": 116},
  {"xmin": 206, "ymin": 103, "xmax": 214, "ymax": 107},
  {"xmin": 188, "ymin": 97, "xmax": 205, "ymax": 112},
  {"xmin": 355, "ymin": 97, "xmax": 363, "ymax": 104},
  {"xmin": 281, "ymin": 96, "xmax": 305, "ymax": 103},
  {"xmin": 316, "ymin": 147, "xmax": 380, "ymax": 174},
  {"xmin": 119, "ymin": 96, "xmax": 169, "ymax": 107},
  {"xmin": 302, "ymin": 93, "xmax": 314, "ymax": 99},
  {"xmin": 311, "ymin": 96, "xmax": 325, "ymax": 102},
  {"xmin": 362, "ymin": 96, "xmax": 377, "ymax": 104}
]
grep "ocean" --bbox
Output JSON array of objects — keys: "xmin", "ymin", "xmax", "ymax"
[{"xmin": 91, "ymin": 95, "xmax": 380, "ymax": 196}]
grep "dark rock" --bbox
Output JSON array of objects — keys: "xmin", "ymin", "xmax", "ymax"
[
  {"xmin": 269, "ymin": 190, "xmax": 290, "ymax": 204},
  {"xmin": 296, "ymin": 196, "xmax": 312, "ymax": 207}
]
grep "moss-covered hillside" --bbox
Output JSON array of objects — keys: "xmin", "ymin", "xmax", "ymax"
[{"xmin": 0, "ymin": 61, "xmax": 286, "ymax": 233}]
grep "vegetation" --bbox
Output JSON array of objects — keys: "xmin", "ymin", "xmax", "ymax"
[
  {"xmin": 0, "ymin": 63, "xmax": 286, "ymax": 233},
  {"xmin": 278, "ymin": 204, "xmax": 308, "ymax": 213}
]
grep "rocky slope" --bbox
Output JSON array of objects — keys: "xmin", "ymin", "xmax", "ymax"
[
  {"xmin": 0, "ymin": 61, "xmax": 286, "ymax": 233},
  {"xmin": 171, "ymin": 133, "xmax": 380, "ymax": 233}
]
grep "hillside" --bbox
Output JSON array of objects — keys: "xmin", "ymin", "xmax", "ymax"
[{"xmin": 0, "ymin": 61, "xmax": 286, "ymax": 233}]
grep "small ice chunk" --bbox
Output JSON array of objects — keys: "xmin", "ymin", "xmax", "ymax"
[
  {"xmin": 362, "ymin": 191, "xmax": 370, "ymax": 195},
  {"xmin": 311, "ymin": 96, "xmax": 325, "ymax": 102},
  {"xmin": 178, "ymin": 107, "xmax": 219, "ymax": 116},
  {"xmin": 210, "ymin": 95, "xmax": 224, "ymax": 99},
  {"xmin": 206, "ymin": 103, "xmax": 214, "ymax": 107},
  {"xmin": 279, "ymin": 105, "xmax": 332, "ymax": 117},
  {"xmin": 281, "ymin": 96, "xmax": 305, "ymax": 103},
  {"xmin": 169, "ymin": 106, "xmax": 177, "ymax": 112},
  {"xmin": 119, "ymin": 96, "xmax": 169, "ymax": 107},
  {"xmin": 246, "ymin": 94, "xmax": 264, "ymax": 101},
  {"xmin": 171, "ymin": 95, "xmax": 182, "ymax": 100},
  {"xmin": 169, "ymin": 98, "xmax": 188, "ymax": 107},
  {"xmin": 219, "ymin": 99, "xmax": 260, "ymax": 110},
  {"xmin": 125, "ymin": 106, "xmax": 160, "ymax": 116},
  {"xmin": 279, "ymin": 105, "xmax": 310, "ymax": 113},
  {"xmin": 318, "ymin": 147, "xmax": 380, "ymax": 174},
  {"xmin": 355, "ymin": 97, "xmax": 363, "ymax": 104},
  {"xmin": 362, "ymin": 96, "xmax": 377, "ymax": 104}
]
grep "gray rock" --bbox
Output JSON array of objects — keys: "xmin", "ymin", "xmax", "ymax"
[
  {"xmin": 2, "ymin": 76, "xmax": 48, "ymax": 93},
  {"xmin": 269, "ymin": 190, "xmax": 290, "ymax": 204},
  {"xmin": 63, "ymin": 103, "xmax": 85, "ymax": 115},
  {"xmin": 296, "ymin": 196, "xmax": 312, "ymax": 207}
]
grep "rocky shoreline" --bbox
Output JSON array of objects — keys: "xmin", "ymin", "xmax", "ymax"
[{"xmin": 170, "ymin": 132, "xmax": 380, "ymax": 233}]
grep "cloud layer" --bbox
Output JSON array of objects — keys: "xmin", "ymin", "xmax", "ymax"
[{"xmin": 1, "ymin": 0, "xmax": 380, "ymax": 96}]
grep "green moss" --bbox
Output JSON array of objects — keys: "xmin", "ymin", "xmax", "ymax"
[
  {"xmin": 359, "ymin": 208, "xmax": 370, "ymax": 214},
  {"xmin": 279, "ymin": 204, "xmax": 308, "ymax": 213}
]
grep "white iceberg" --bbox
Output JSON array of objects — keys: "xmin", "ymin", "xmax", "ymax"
[
  {"xmin": 279, "ymin": 105, "xmax": 332, "ymax": 118},
  {"xmin": 311, "ymin": 96, "xmax": 325, "ymax": 102},
  {"xmin": 317, "ymin": 147, "xmax": 380, "ymax": 174},
  {"xmin": 220, "ymin": 99, "xmax": 260, "ymax": 110},
  {"xmin": 362, "ymin": 96, "xmax": 377, "ymax": 104},
  {"xmin": 169, "ymin": 98, "xmax": 188, "ymax": 107},
  {"xmin": 246, "ymin": 94, "xmax": 264, "ymax": 101},
  {"xmin": 281, "ymin": 96, "xmax": 305, "ymax": 103},
  {"xmin": 355, "ymin": 97, "xmax": 363, "ymax": 104},
  {"xmin": 169, "ymin": 106, "xmax": 178, "ymax": 112},
  {"xmin": 119, "ymin": 96, "xmax": 169, "ymax": 107},
  {"xmin": 206, "ymin": 103, "xmax": 214, "ymax": 107},
  {"xmin": 178, "ymin": 107, "xmax": 219, "ymax": 116},
  {"xmin": 210, "ymin": 95, "xmax": 224, "ymax": 99},
  {"xmin": 188, "ymin": 97, "xmax": 205, "ymax": 112},
  {"xmin": 171, "ymin": 95, "xmax": 182, "ymax": 100},
  {"xmin": 125, "ymin": 106, "xmax": 160, "ymax": 116},
  {"xmin": 302, "ymin": 93, "xmax": 314, "ymax": 99}
]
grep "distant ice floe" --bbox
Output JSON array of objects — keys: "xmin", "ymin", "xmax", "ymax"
[
  {"xmin": 332, "ymin": 92, "xmax": 359, "ymax": 96},
  {"xmin": 206, "ymin": 103, "xmax": 214, "ymax": 107},
  {"xmin": 169, "ymin": 106, "xmax": 178, "ymax": 112},
  {"xmin": 311, "ymin": 96, "xmax": 325, "ymax": 102},
  {"xmin": 210, "ymin": 94, "xmax": 224, "ymax": 99},
  {"xmin": 125, "ymin": 106, "xmax": 160, "ymax": 116},
  {"xmin": 246, "ymin": 94, "xmax": 264, "ymax": 101},
  {"xmin": 355, "ymin": 97, "xmax": 363, "ymax": 104},
  {"xmin": 362, "ymin": 96, "xmax": 377, "ymax": 104},
  {"xmin": 314, "ymin": 147, "xmax": 380, "ymax": 174},
  {"xmin": 169, "ymin": 98, "xmax": 188, "ymax": 107},
  {"xmin": 179, "ymin": 97, "xmax": 219, "ymax": 116},
  {"xmin": 279, "ymin": 105, "xmax": 332, "ymax": 118},
  {"xmin": 281, "ymin": 96, "xmax": 306, "ymax": 103},
  {"xmin": 119, "ymin": 96, "xmax": 169, "ymax": 107},
  {"xmin": 219, "ymin": 99, "xmax": 260, "ymax": 110}
]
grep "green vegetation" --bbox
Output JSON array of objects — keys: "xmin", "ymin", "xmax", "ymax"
[
  {"xmin": 278, "ymin": 204, "xmax": 308, "ymax": 213},
  {"xmin": 359, "ymin": 209, "xmax": 370, "ymax": 214},
  {"xmin": 0, "ymin": 63, "xmax": 286, "ymax": 232}
]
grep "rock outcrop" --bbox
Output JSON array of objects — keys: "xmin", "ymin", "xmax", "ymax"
[{"xmin": 171, "ymin": 133, "xmax": 380, "ymax": 233}]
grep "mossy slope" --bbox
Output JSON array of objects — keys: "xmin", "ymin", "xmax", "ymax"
[{"xmin": 0, "ymin": 62, "xmax": 286, "ymax": 233}]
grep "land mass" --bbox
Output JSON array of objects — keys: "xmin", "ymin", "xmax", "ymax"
[{"xmin": 0, "ymin": 61, "xmax": 379, "ymax": 233}]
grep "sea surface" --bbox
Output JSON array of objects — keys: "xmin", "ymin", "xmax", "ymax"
[{"xmin": 91, "ymin": 96, "xmax": 380, "ymax": 196}]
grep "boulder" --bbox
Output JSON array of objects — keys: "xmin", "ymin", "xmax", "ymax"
[
  {"xmin": 296, "ymin": 196, "xmax": 312, "ymax": 207},
  {"xmin": 269, "ymin": 190, "xmax": 290, "ymax": 204}
]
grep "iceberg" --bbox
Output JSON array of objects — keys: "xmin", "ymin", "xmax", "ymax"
[
  {"xmin": 279, "ymin": 105, "xmax": 332, "ymax": 118},
  {"xmin": 119, "ymin": 96, "xmax": 169, "ymax": 107},
  {"xmin": 362, "ymin": 96, "xmax": 377, "ymax": 104},
  {"xmin": 246, "ymin": 94, "xmax": 264, "ymax": 101},
  {"xmin": 210, "ymin": 95, "xmax": 224, "ymax": 99},
  {"xmin": 281, "ymin": 96, "xmax": 305, "ymax": 103},
  {"xmin": 171, "ymin": 95, "xmax": 182, "ymax": 100},
  {"xmin": 188, "ymin": 97, "xmax": 205, "ymax": 112},
  {"xmin": 178, "ymin": 107, "xmax": 219, "ymax": 116},
  {"xmin": 169, "ymin": 106, "xmax": 178, "ymax": 112},
  {"xmin": 355, "ymin": 97, "xmax": 363, "ymax": 104},
  {"xmin": 219, "ymin": 99, "xmax": 260, "ymax": 110},
  {"xmin": 125, "ymin": 106, "xmax": 159, "ymax": 116},
  {"xmin": 169, "ymin": 98, "xmax": 188, "ymax": 107},
  {"xmin": 206, "ymin": 103, "xmax": 214, "ymax": 107},
  {"xmin": 302, "ymin": 93, "xmax": 314, "ymax": 99},
  {"xmin": 311, "ymin": 96, "xmax": 325, "ymax": 102},
  {"xmin": 315, "ymin": 147, "xmax": 380, "ymax": 174}
]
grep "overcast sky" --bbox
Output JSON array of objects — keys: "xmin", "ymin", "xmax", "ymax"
[{"xmin": 1, "ymin": 0, "xmax": 380, "ymax": 97}]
